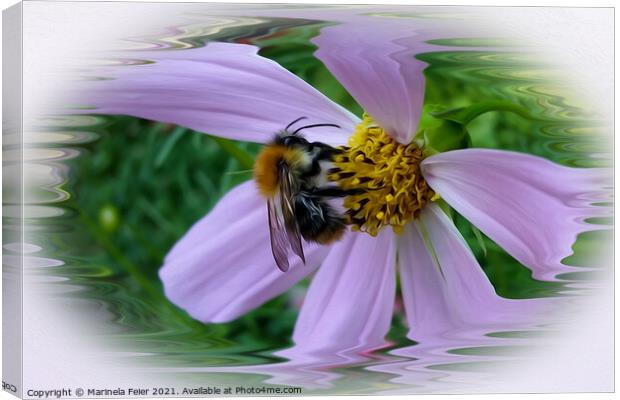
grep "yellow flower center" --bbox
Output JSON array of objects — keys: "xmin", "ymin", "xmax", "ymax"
[{"xmin": 329, "ymin": 114, "xmax": 436, "ymax": 236}]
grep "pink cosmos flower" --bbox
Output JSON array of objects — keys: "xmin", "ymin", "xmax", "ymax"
[{"xmin": 79, "ymin": 19, "xmax": 608, "ymax": 355}]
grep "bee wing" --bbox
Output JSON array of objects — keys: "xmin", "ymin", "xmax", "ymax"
[
  {"xmin": 278, "ymin": 163, "xmax": 306, "ymax": 265},
  {"xmin": 267, "ymin": 198, "xmax": 290, "ymax": 272}
]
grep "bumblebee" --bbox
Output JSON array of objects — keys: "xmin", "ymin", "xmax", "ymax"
[{"xmin": 254, "ymin": 117, "xmax": 358, "ymax": 272}]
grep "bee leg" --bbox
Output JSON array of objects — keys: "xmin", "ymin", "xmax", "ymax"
[
  {"xmin": 298, "ymin": 143, "xmax": 343, "ymax": 180},
  {"xmin": 309, "ymin": 142, "xmax": 340, "ymax": 160},
  {"xmin": 300, "ymin": 143, "xmax": 339, "ymax": 179},
  {"xmin": 309, "ymin": 187, "xmax": 365, "ymax": 198}
]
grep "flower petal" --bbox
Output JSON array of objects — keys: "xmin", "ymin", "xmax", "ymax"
[
  {"xmin": 159, "ymin": 180, "xmax": 330, "ymax": 323},
  {"xmin": 312, "ymin": 20, "xmax": 430, "ymax": 143},
  {"xmin": 400, "ymin": 204, "xmax": 555, "ymax": 342},
  {"xmin": 292, "ymin": 229, "xmax": 396, "ymax": 352},
  {"xmin": 421, "ymin": 149, "xmax": 610, "ymax": 281},
  {"xmin": 80, "ymin": 42, "xmax": 357, "ymax": 145}
]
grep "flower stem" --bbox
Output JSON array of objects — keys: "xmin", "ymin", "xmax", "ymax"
[
  {"xmin": 211, "ymin": 136, "xmax": 255, "ymax": 170},
  {"xmin": 431, "ymin": 100, "xmax": 536, "ymax": 126}
]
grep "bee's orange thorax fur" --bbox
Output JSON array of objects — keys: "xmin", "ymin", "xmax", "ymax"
[{"xmin": 254, "ymin": 144, "xmax": 305, "ymax": 197}]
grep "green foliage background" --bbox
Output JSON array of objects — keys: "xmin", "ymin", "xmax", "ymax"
[{"xmin": 55, "ymin": 22, "xmax": 612, "ymax": 361}]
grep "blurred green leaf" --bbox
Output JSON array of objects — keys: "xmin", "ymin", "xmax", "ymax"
[
  {"xmin": 423, "ymin": 119, "xmax": 471, "ymax": 152},
  {"xmin": 471, "ymin": 225, "xmax": 488, "ymax": 258},
  {"xmin": 155, "ymin": 126, "xmax": 187, "ymax": 168},
  {"xmin": 212, "ymin": 136, "xmax": 255, "ymax": 170}
]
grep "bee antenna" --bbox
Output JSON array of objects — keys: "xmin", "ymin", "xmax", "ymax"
[
  {"xmin": 292, "ymin": 123, "xmax": 341, "ymax": 135},
  {"xmin": 285, "ymin": 116, "xmax": 308, "ymax": 131}
]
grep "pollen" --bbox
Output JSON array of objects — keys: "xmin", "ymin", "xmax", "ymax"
[{"xmin": 330, "ymin": 114, "xmax": 435, "ymax": 236}]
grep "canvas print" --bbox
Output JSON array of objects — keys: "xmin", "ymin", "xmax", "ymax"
[{"xmin": 2, "ymin": 2, "xmax": 613, "ymax": 397}]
